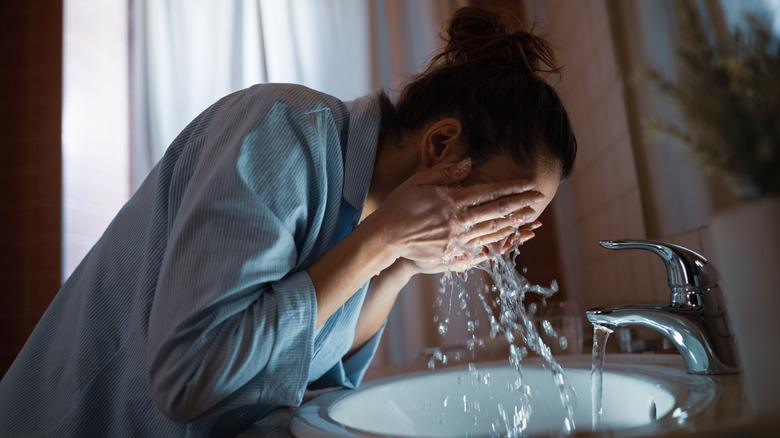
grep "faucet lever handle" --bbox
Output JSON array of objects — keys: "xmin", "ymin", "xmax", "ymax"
[{"xmin": 599, "ymin": 239, "xmax": 719, "ymax": 306}]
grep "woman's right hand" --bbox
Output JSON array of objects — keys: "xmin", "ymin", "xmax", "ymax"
[{"xmin": 367, "ymin": 158, "xmax": 545, "ymax": 269}]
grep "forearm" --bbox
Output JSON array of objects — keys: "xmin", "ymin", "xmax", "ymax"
[
  {"xmin": 305, "ymin": 214, "xmax": 399, "ymax": 328},
  {"xmin": 349, "ymin": 260, "xmax": 416, "ymax": 355}
]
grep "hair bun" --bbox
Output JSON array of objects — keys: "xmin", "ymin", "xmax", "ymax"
[
  {"xmin": 447, "ymin": 7, "xmax": 511, "ymax": 44},
  {"xmin": 434, "ymin": 7, "xmax": 560, "ymax": 77}
]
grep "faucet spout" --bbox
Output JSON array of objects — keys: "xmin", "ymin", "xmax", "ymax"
[
  {"xmin": 586, "ymin": 303, "xmax": 739, "ymax": 374},
  {"xmin": 587, "ymin": 239, "xmax": 740, "ymax": 375}
]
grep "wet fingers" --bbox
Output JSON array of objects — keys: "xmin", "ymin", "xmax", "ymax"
[{"xmin": 458, "ymin": 191, "xmax": 544, "ymax": 227}]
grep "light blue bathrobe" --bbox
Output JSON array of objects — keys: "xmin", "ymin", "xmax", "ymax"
[{"xmin": 0, "ymin": 84, "xmax": 384, "ymax": 437}]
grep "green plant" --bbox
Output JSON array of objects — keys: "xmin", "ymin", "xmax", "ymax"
[{"xmin": 647, "ymin": 2, "xmax": 780, "ymax": 199}]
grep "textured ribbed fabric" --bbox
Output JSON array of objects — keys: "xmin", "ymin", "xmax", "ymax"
[{"xmin": 0, "ymin": 84, "xmax": 384, "ymax": 437}]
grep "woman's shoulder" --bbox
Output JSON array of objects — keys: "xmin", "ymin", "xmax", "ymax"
[{"xmin": 242, "ymin": 83, "xmax": 348, "ymax": 116}]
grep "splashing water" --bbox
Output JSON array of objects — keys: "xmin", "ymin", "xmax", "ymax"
[{"xmin": 429, "ymin": 230, "xmax": 578, "ymax": 436}]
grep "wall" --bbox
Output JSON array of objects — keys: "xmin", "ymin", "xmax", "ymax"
[
  {"xmin": 0, "ymin": 1, "xmax": 64, "ymax": 377},
  {"xmin": 0, "ymin": 0, "xmax": 128, "ymax": 378},
  {"xmin": 526, "ymin": 0, "xmax": 670, "ymax": 313},
  {"xmin": 526, "ymin": 0, "xmax": 720, "ymax": 314}
]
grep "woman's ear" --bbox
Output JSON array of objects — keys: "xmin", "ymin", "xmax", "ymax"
[{"xmin": 419, "ymin": 118, "xmax": 466, "ymax": 168}]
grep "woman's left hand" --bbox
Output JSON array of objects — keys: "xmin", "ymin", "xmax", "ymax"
[{"xmin": 411, "ymin": 220, "xmax": 542, "ymax": 274}]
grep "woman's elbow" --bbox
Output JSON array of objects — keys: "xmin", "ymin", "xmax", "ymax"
[
  {"xmin": 148, "ymin": 372, "xmax": 206, "ymax": 422},
  {"xmin": 150, "ymin": 372, "xmax": 214, "ymax": 423},
  {"xmin": 147, "ymin": 353, "xmax": 215, "ymax": 422}
]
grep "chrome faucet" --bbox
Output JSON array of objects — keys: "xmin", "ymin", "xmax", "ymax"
[{"xmin": 585, "ymin": 239, "xmax": 739, "ymax": 375}]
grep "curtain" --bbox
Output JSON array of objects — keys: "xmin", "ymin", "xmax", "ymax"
[
  {"xmin": 131, "ymin": 0, "xmax": 465, "ymax": 188},
  {"xmin": 131, "ymin": 0, "xmax": 265, "ymax": 187},
  {"xmin": 131, "ymin": 0, "xmax": 467, "ymax": 368}
]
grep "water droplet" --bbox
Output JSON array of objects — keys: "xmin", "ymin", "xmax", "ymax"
[
  {"xmin": 542, "ymin": 319, "xmax": 555, "ymax": 337},
  {"xmin": 564, "ymin": 417, "xmax": 573, "ymax": 433}
]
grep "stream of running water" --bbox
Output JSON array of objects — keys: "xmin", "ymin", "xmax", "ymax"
[{"xmin": 428, "ymin": 236, "xmax": 578, "ymax": 436}]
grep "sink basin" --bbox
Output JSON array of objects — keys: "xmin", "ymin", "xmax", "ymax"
[{"xmin": 290, "ymin": 355, "xmax": 719, "ymax": 437}]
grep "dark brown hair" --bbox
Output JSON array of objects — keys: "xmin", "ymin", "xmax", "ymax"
[{"xmin": 379, "ymin": 7, "xmax": 577, "ymax": 179}]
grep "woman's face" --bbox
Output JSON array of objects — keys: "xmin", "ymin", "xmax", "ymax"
[
  {"xmin": 447, "ymin": 152, "xmax": 561, "ymax": 263},
  {"xmin": 461, "ymin": 153, "xmax": 561, "ymax": 225}
]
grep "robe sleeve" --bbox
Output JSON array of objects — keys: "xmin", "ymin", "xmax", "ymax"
[
  {"xmin": 308, "ymin": 321, "xmax": 386, "ymax": 390},
  {"xmin": 146, "ymin": 88, "xmax": 348, "ymax": 422}
]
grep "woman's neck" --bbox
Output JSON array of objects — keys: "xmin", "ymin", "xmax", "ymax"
[{"xmin": 362, "ymin": 131, "xmax": 421, "ymax": 222}]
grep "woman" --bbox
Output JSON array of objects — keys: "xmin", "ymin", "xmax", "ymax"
[{"xmin": 0, "ymin": 7, "xmax": 576, "ymax": 437}]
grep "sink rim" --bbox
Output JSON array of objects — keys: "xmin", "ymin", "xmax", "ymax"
[{"xmin": 290, "ymin": 354, "xmax": 721, "ymax": 438}]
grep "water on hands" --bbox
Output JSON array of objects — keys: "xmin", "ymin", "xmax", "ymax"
[{"xmin": 427, "ymin": 231, "xmax": 578, "ymax": 436}]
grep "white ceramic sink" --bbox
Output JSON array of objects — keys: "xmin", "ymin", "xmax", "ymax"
[{"xmin": 291, "ymin": 355, "xmax": 719, "ymax": 437}]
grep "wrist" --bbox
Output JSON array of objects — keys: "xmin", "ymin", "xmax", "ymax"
[
  {"xmin": 384, "ymin": 258, "xmax": 418, "ymax": 284},
  {"xmin": 354, "ymin": 212, "xmax": 405, "ymax": 273}
]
